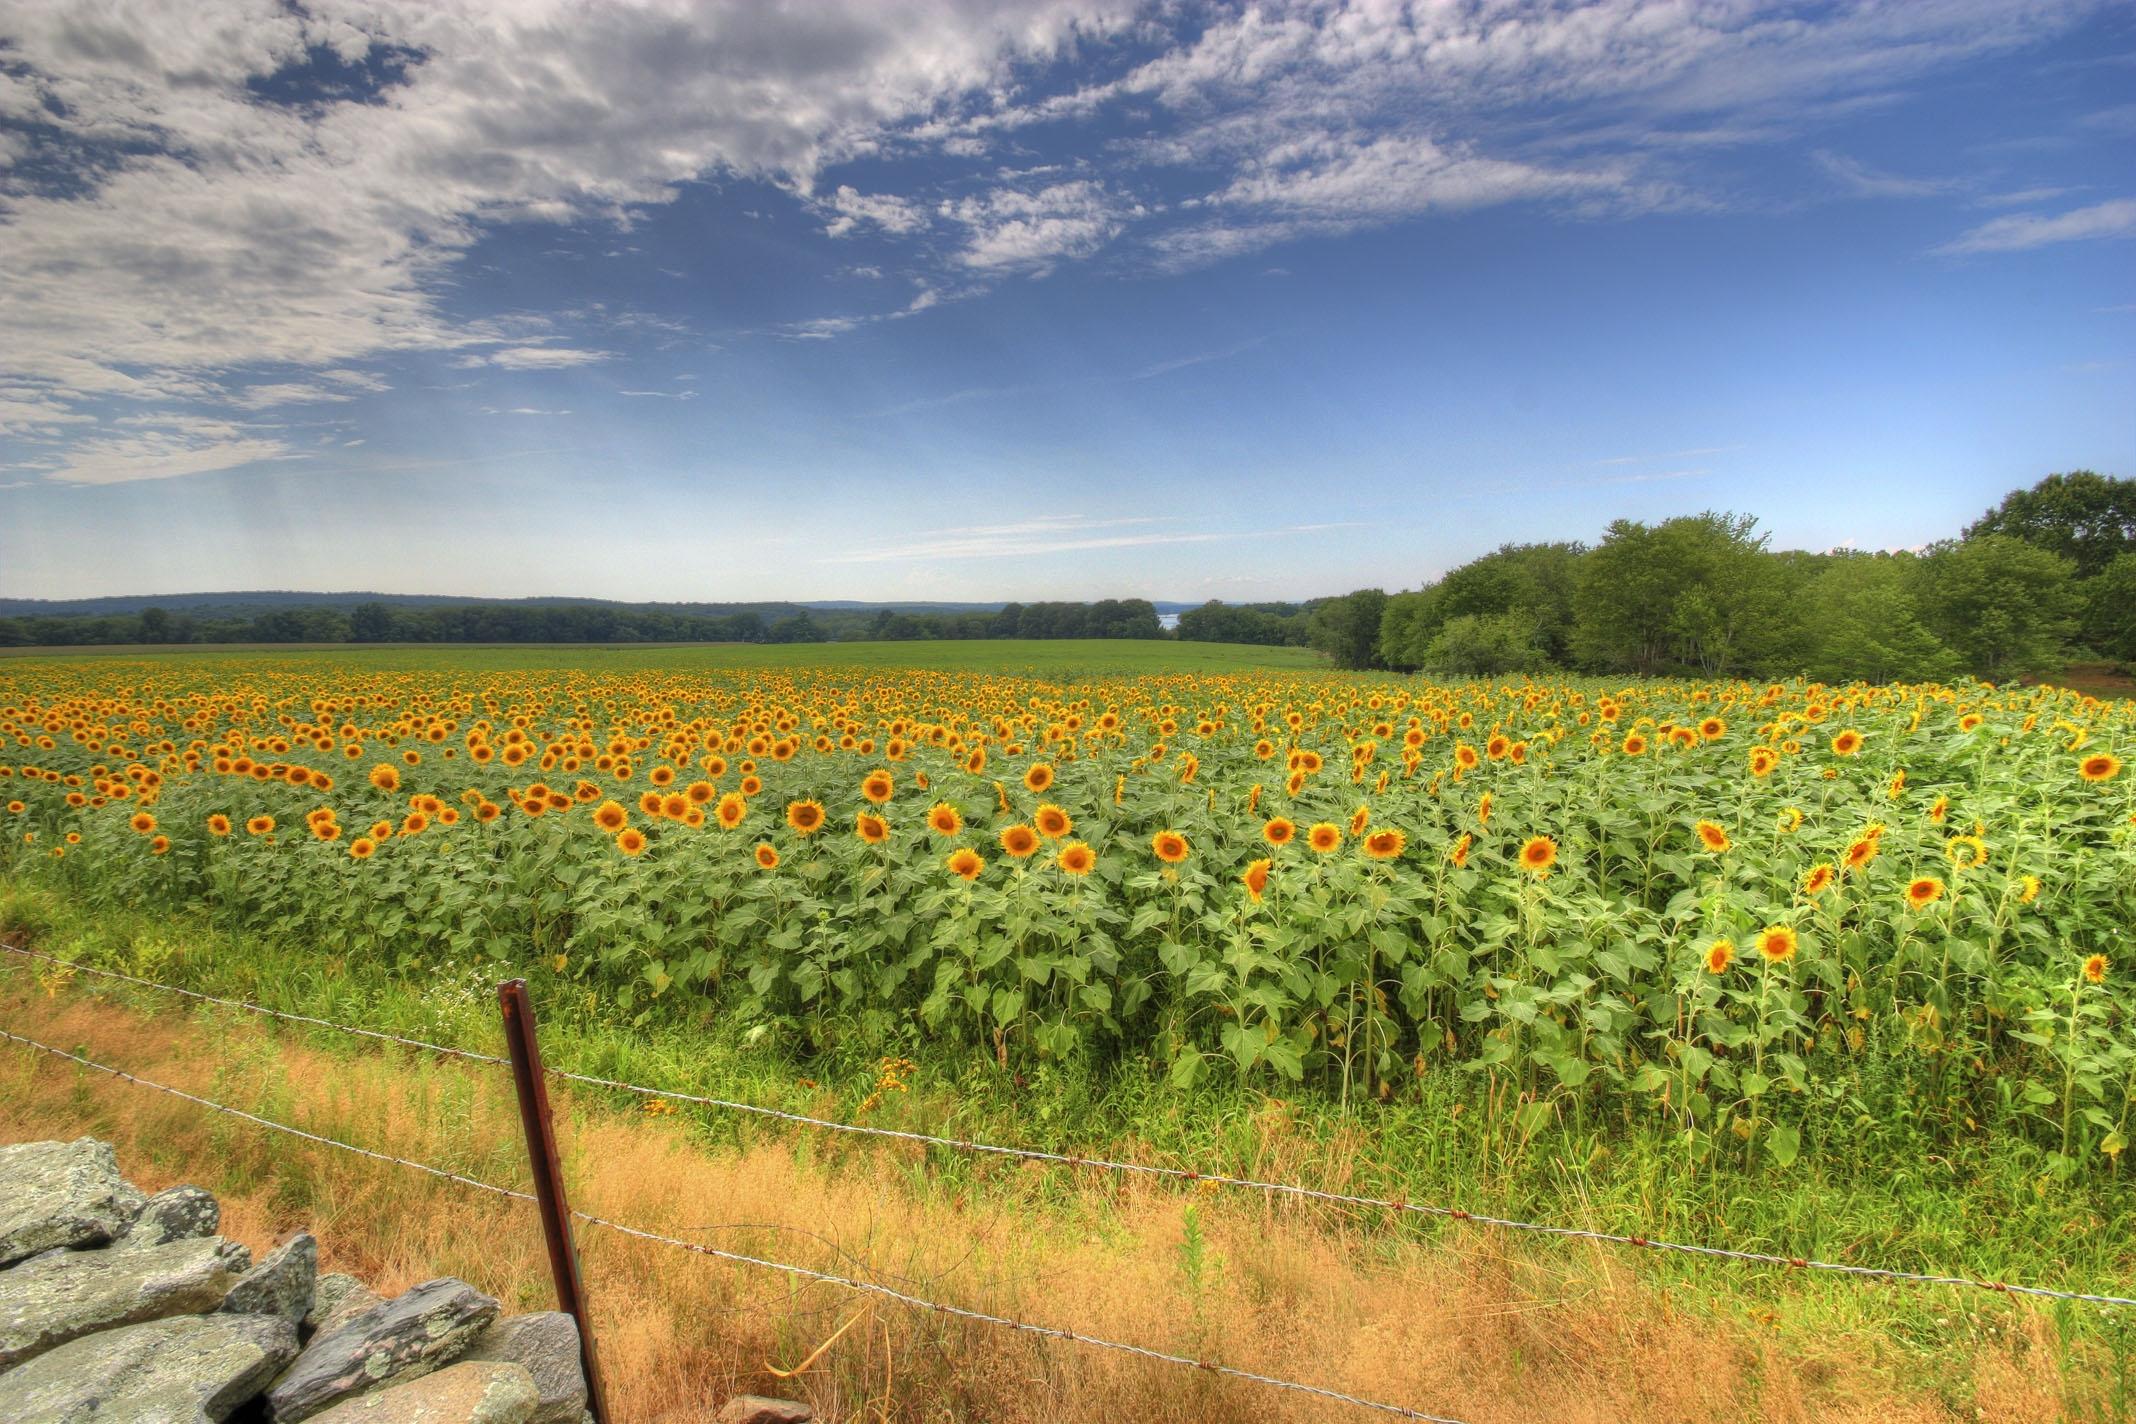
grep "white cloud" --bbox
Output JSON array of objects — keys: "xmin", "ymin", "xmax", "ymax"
[
  {"xmin": 1812, "ymin": 150, "xmax": 1950, "ymax": 199},
  {"xmin": 470, "ymin": 346, "xmax": 618, "ymax": 371},
  {"xmin": 46, "ymin": 433, "xmax": 296, "ymax": 486},
  {"xmin": 822, "ymin": 185, "xmax": 928, "ymax": 238},
  {"xmin": 944, "ymin": 180, "xmax": 1138, "ymax": 271},
  {"xmin": 1934, "ymin": 197, "xmax": 2136, "ymax": 254}
]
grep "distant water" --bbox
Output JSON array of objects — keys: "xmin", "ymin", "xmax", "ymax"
[{"xmin": 1158, "ymin": 612, "xmax": 1181, "ymax": 631}]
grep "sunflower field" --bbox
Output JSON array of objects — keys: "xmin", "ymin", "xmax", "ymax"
[{"xmin": 2, "ymin": 655, "xmax": 2130, "ymax": 1173}]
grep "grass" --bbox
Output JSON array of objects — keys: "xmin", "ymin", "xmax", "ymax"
[
  {"xmin": 0, "ymin": 638, "xmax": 1326, "ymax": 674},
  {"xmin": 2, "ymin": 880, "xmax": 2131, "ymax": 1423}
]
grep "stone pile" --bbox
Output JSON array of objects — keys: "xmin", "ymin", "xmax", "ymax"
[{"xmin": 0, "ymin": 1138, "xmax": 591, "ymax": 1424}]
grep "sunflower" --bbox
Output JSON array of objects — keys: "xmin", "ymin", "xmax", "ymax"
[
  {"xmin": 715, "ymin": 792, "xmax": 748, "ymax": 829},
  {"xmin": 1243, "ymin": 857, "xmax": 1272, "ymax": 902},
  {"xmin": 649, "ymin": 765, "xmax": 676, "ymax": 787},
  {"xmin": 1621, "ymin": 733, "xmax": 1648, "ymax": 756},
  {"xmin": 1830, "ymin": 729, "xmax": 1863, "ymax": 757},
  {"xmin": 999, "ymin": 824, "xmax": 1039, "ymax": 858},
  {"xmin": 1033, "ymin": 803, "xmax": 1072, "ymax": 839},
  {"xmin": 1362, "ymin": 828, "xmax": 1405, "ymax": 860},
  {"xmin": 858, "ymin": 769, "xmax": 895, "ymax": 805},
  {"xmin": 1905, "ymin": 876, "xmax": 1944, "ymax": 909},
  {"xmin": 1801, "ymin": 863, "xmax": 1834, "ymax": 896},
  {"xmin": 2083, "ymin": 954, "xmax": 2109, "ymax": 985},
  {"xmin": 1704, "ymin": 938, "xmax": 1735, "ymax": 974},
  {"xmin": 1056, "ymin": 841, "xmax": 1096, "ymax": 876},
  {"xmin": 853, "ymin": 811, "xmax": 889, "ymax": 844},
  {"xmin": 616, "ymin": 828, "xmax": 648, "ymax": 856},
  {"xmin": 685, "ymin": 780, "xmax": 716, "ymax": 805},
  {"xmin": 2079, "ymin": 752, "xmax": 2121, "ymax": 782},
  {"xmin": 2017, "ymin": 873, "xmax": 2041, "ymax": 905},
  {"xmin": 755, "ymin": 843, "xmax": 781, "ymax": 870},
  {"xmin": 1694, "ymin": 820, "xmax": 1730, "ymax": 853},
  {"xmin": 369, "ymin": 764, "xmax": 401, "ymax": 792},
  {"xmin": 1023, "ymin": 763, "xmax": 1055, "ymax": 794},
  {"xmin": 660, "ymin": 793, "xmax": 689, "ymax": 820},
  {"xmin": 1151, "ymin": 829, "xmax": 1190, "ymax": 863},
  {"xmin": 245, "ymin": 815, "xmax": 275, "ymax": 836},
  {"xmin": 1449, "ymin": 832, "xmax": 1472, "ymax": 867},
  {"xmin": 786, "ymin": 799, "xmax": 826, "ymax": 836},
  {"xmin": 926, "ymin": 802, "xmax": 964, "ymax": 837},
  {"xmin": 149, "ymin": 834, "xmax": 169, "ymax": 854},
  {"xmin": 1843, "ymin": 835, "xmax": 1879, "ymax": 872},
  {"xmin": 349, "ymin": 837, "xmax": 377, "ymax": 859},
  {"xmin": 1518, "ymin": 835, "xmax": 1557, "ymax": 874},
  {"xmin": 1777, "ymin": 806, "xmax": 1803, "ymax": 834},
  {"xmin": 739, "ymin": 774, "xmax": 763, "ymax": 796},
  {"xmin": 206, "ymin": 813, "xmax": 232, "ymax": 836},
  {"xmin": 946, "ymin": 846, "xmax": 985, "ymax": 881},
  {"xmin": 1945, "ymin": 834, "xmax": 1987, "ymax": 869},
  {"xmin": 638, "ymin": 790, "xmax": 665, "ymax": 817},
  {"xmin": 1756, "ymin": 925, "xmax": 1798, "ymax": 962},
  {"xmin": 1699, "ymin": 716, "xmax": 1726, "ymax": 740},
  {"xmin": 1306, "ymin": 822, "xmax": 1342, "ymax": 854},
  {"xmin": 1748, "ymin": 746, "xmax": 1779, "ymax": 778},
  {"xmin": 1262, "ymin": 816, "xmax": 1296, "ymax": 847},
  {"xmin": 593, "ymin": 800, "xmax": 628, "ymax": 832},
  {"xmin": 128, "ymin": 811, "xmax": 156, "ymax": 834}
]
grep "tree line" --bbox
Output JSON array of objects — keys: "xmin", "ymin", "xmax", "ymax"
[
  {"xmin": 0, "ymin": 598, "xmax": 1166, "ymax": 648},
  {"xmin": 1305, "ymin": 471, "xmax": 2135, "ymax": 681}
]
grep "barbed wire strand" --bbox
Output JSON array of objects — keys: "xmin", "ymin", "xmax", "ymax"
[
  {"xmin": 7, "ymin": 942, "xmax": 2131, "ymax": 1311},
  {"xmin": 0, "ymin": 1024, "xmax": 1470, "ymax": 1424}
]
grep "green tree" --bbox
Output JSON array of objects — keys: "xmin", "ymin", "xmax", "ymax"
[
  {"xmin": 1419, "ymin": 611, "xmax": 1548, "ymax": 675},
  {"xmin": 1572, "ymin": 513, "xmax": 1793, "ymax": 675},
  {"xmin": 1964, "ymin": 470, "xmax": 2135, "ymax": 578},
  {"xmin": 1308, "ymin": 589, "xmax": 1388, "ymax": 670},
  {"xmin": 1917, "ymin": 535, "xmax": 2080, "ymax": 679},
  {"xmin": 1799, "ymin": 553, "xmax": 1959, "ymax": 683},
  {"xmin": 2079, "ymin": 551, "xmax": 2136, "ymax": 665}
]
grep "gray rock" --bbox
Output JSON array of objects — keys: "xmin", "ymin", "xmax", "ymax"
[
  {"xmin": 303, "ymin": 1362, "xmax": 538, "ymax": 1424},
  {"xmin": 0, "ymin": 1138, "xmax": 147, "ymax": 1266},
  {"xmin": 119, "ymin": 1185, "xmax": 221, "ymax": 1250},
  {"xmin": 0, "ymin": 1312, "xmax": 297, "ymax": 1423},
  {"xmin": 715, "ymin": 1397, "xmax": 814, "ymax": 1424},
  {"xmin": 309, "ymin": 1272, "xmax": 367, "ymax": 1332},
  {"xmin": 266, "ymin": 1277, "xmax": 500, "ymax": 1423},
  {"xmin": 223, "ymin": 1231, "xmax": 317, "ymax": 1323},
  {"xmin": 458, "ymin": 1314, "xmax": 585, "ymax": 1424},
  {"xmin": 0, "ymin": 1232, "xmax": 250, "ymax": 1370}
]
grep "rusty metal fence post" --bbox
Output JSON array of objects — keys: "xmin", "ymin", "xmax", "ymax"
[{"xmin": 499, "ymin": 979, "xmax": 613, "ymax": 1424}]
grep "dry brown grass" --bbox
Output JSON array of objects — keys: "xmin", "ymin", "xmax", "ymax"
[{"xmin": 0, "ymin": 982, "xmax": 2081, "ymax": 1424}]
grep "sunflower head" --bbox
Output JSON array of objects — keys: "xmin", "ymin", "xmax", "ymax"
[
  {"xmin": 1704, "ymin": 938, "xmax": 1735, "ymax": 974},
  {"xmin": 946, "ymin": 846, "xmax": 985, "ymax": 881},
  {"xmin": 2079, "ymin": 752, "xmax": 2121, "ymax": 783},
  {"xmin": 1034, "ymin": 803, "xmax": 1072, "ymax": 839},
  {"xmin": 1518, "ymin": 835, "xmax": 1557, "ymax": 874},
  {"xmin": 855, "ymin": 811, "xmax": 889, "ymax": 844},
  {"xmin": 1362, "ymin": 828, "xmax": 1405, "ymax": 860},
  {"xmin": 1756, "ymin": 925, "xmax": 1799, "ymax": 962},
  {"xmin": 1151, "ymin": 830, "xmax": 1190, "ymax": 864},
  {"xmin": 1057, "ymin": 841, "xmax": 1096, "ymax": 876},
  {"xmin": 1905, "ymin": 876, "xmax": 1944, "ymax": 909},
  {"xmin": 1242, "ymin": 857, "xmax": 1272, "ymax": 902},
  {"xmin": 1262, "ymin": 816, "xmax": 1296, "ymax": 846},
  {"xmin": 999, "ymin": 824, "xmax": 1039, "ymax": 858},
  {"xmin": 785, "ymin": 799, "xmax": 826, "ymax": 836},
  {"xmin": 755, "ymin": 842, "xmax": 780, "ymax": 870}
]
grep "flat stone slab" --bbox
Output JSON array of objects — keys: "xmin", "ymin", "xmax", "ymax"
[
  {"xmin": 0, "ymin": 1138, "xmax": 147, "ymax": 1266},
  {"xmin": 0, "ymin": 1311, "xmax": 297, "ymax": 1424},
  {"xmin": 716, "ymin": 1397, "xmax": 814, "ymax": 1424},
  {"xmin": 267, "ymin": 1277, "xmax": 500, "ymax": 1423},
  {"xmin": 0, "ymin": 1232, "xmax": 249, "ymax": 1370},
  {"xmin": 459, "ymin": 1313, "xmax": 585, "ymax": 1424},
  {"xmin": 309, "ymin": 1273, "xmax": 381, "ymax": 1334},
  {"xmin": 304, "ymin": 1362, "xmax": 538, "ymax": 1424},
  {"xmin": 119, "ymin": 1185, "xmax": 220, "ymax": 1251},
  {"xmin": 223, "ymin": 1231, "xmax": 317, "ymax": 1323}
]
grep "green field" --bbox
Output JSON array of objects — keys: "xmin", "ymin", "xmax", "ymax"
[{"xmin": 2, "ymin": 639, "xmax": 2131, "ymax": 1418}]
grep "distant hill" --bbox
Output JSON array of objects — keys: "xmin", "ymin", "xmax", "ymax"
[{"xmin": 0, "ymin": 591, "xmax": 1201, "ymax": 619}]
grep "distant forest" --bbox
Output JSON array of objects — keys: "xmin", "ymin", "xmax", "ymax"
[
  {"xmin": 1307, "ymin": 471, "xmax": 2136, "ymax": 682},
  {"xmin": 5, "ymin": 472, "xmax": 2128, "ymax": 684},
  {"xmin": 0, "ymin": 595, "xmax": 1190, "ymax": 649}
]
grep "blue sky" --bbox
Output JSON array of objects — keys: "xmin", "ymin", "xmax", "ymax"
[{"xmin": 1, "ymin": 0, "xmax": 2132, "ymax": 604}]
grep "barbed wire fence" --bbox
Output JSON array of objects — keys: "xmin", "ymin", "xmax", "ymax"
[{"xmin": 4, "ymin": 940, "xmax": 2131, "ymax": 1424}]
